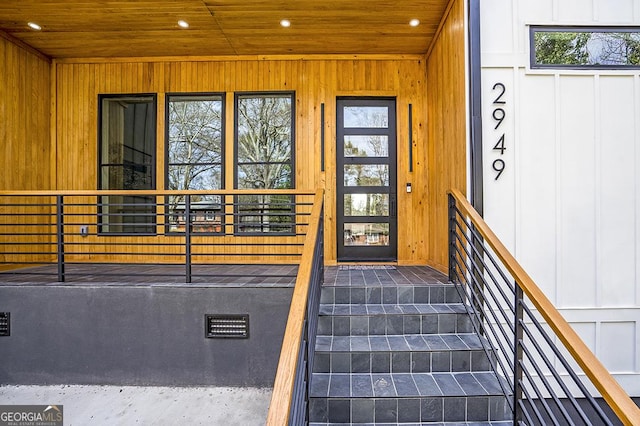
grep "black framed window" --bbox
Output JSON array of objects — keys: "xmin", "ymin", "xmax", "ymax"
[
  {"xmin": 234, "ymin": 92, "xmax": 295, "ymax": 234},
  {"xmin": 531, "ymin": 26, "xmax": 640, "ymax": 69},
  {"xmin": 166, "ymin": 94, "xmax": 225, "ymax": 233},
  {"xmin": 98, "ymin": 94, "xmax": 156, "ymax": 234}
]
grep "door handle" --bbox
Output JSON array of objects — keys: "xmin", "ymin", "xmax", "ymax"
[{"xmin": 390, "ymin": 194, "xmax": 397, "ymax": 217}]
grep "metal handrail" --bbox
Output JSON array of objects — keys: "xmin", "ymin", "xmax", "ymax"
[
  {"xmin": 0, "ymin": 189, "xmax": 317, "ymax": 282},
  {"xmin": 448, "ymin": 189, "xmax": 640, "ymax": 425},
  {"xmin": 266, "ymin": 190, "xmax": 324, "ymax": 425}
]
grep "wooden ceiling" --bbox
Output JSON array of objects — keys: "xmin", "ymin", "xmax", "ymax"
[{"xmin": 0, "ymin": 0, "xmax": 451, "ymax": 59}]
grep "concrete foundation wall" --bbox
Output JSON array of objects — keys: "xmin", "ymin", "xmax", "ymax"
[{"xmin": 0, "ymin": 285, "xmax": 292, "ymax": 387}]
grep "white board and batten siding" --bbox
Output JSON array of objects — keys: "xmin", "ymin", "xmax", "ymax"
[{"xmin": 480, "ymin": 0, "xmax": 640, "ymax": 395}]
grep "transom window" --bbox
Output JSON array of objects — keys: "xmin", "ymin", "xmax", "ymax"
[
  {"xmin": 531, "ymin": 26, "xmax": 640, "ymax": 69},
  {"xmin": 234, "ymin": 92, "xmax": 295, "ymax": 234}
]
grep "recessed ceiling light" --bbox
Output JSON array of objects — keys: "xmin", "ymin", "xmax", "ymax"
[
  {"xmin": 27, "ymin": 22, "xmax": 42, "ymax": 31},
  {"xmin": 177, "ymin": 20, "xmax": 190, "ymax": 29},
  {"xmin": 280, "ymin": 19, "xmax": 291, "ymax": 28},
  {"xmin": 409, "ymin": 19, "xmax": 420, "ymax": 27}
]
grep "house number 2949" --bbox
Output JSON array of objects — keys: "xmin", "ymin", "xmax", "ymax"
[{"xmin": 491, "ymin": 82, "xmax": 506, "ymax": 180}]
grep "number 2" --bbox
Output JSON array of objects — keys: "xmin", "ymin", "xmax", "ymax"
[{"xmin": 492, "ymin": 83, "xmax": 506, "ymax": 104}]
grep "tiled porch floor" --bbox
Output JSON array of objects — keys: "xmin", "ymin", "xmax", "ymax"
[
  {"xmin": 0, "ymin": 263, "xmax": 298, "ymax": 286},
  {"xmin": 0, "ymin": 264, "xmax": 449, "ymax": 287},
  {"xmin": 324, "ymin": 265, "xmax": 448, "ymax": 287}
]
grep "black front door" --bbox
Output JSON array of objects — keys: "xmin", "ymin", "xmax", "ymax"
[{"xmin": 336, "ymin": 98, "xmax": 397, "ymax": 261}]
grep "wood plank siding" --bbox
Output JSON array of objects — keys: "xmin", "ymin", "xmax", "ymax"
[
  {"xmin": 425, "ymin": 0, "xmax": 466, "ymax": 271},
  {"xmin": 0, "ymin": 33, "xmax": 52, "ymax": 269},
  {"xmin": 0, "ymin": 33, "xmax": 51, "ymax": 190},
  {"xmin": 53, "ymin": 57, "xmax": 433, "ymax": 265},
  {"xmin": 1, "ymin": 0, "xmax": 466, "ymax": 268},
  {"xmin": 0, "ymin": 0, "xmax": 450, "ymax": 58}
]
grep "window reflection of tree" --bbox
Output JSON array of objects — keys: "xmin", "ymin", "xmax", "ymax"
[
  {"xmin": 344, "ymin": 107, "xmax": 388, "ymax": 128},
  {"xmin": 596, "ymin": 33, "xmax": 640, "ymax": 65},
  {"xmin": 167, "ymin": 97, "xmax": 223, "ymax": 230},
  {"xmin": 535, "ymin": 30, "xmax": 640, "ymax": 66},
  {"xmin": 236, "ymin": 95, "xmax": 294, "ymax": 233}
]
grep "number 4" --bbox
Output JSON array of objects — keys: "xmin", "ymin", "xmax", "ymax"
[{"xmin": 493, "ymin": 134, "xmax": 506, "ymax": 154}]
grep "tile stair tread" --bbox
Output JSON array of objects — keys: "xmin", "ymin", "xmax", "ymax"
[
  {"xmin": 320, "ymin": 303, "xmax": 469, "ymax": 315},
  {"xmin": 313, "ymin": 268, "xmax": 509, "ymax": 425},
  {"xmin": 309, "ymin": 422, "xmax": 512, "ymax": 425},
  {"xmin": 310, "ymin": 371, "xmax": 507, "ymax": 398},
  {"xmin": 322, "ymin": 276, "xmax": 451, "ymax": 286},
  {"xmin": 315, "ymin": 334, "xmax": 485, "ymax": 352},
  {"xmin": 322, "ymin": 281, "xmax": 455, "ymax": 288},
  {"xmin": 322, "ymin": 278, "xmax": 452, "ymax": 287}
]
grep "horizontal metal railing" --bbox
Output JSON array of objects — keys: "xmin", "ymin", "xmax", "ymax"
[
  {"xmin": 0, "ymin": 189, "xmax": 317, "ymax": 282},
  {"xmin": 448, "ymin": 189, "xmax": 640, "ymax": 425},
  {"xmin": 267, "ymin": 190, "xmax": 324, "ymax": 425}
]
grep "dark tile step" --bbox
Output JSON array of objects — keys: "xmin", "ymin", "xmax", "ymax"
[
  {"xmin": 309, "ymin": 422, "xmax": 513, "ymax": 426},
  {"xmin": 309, "ymin": 393, "xmax": 511, "ymax": 423},
  {"xmin": 315, "ymin": 333, "xmax": 486, "ymax": 353},
  {"xmin": 310, "ymin": 372, "xmax": 507, "ymax": 399},
  {"xmin": 317, "ymin": 306, "xmax": 472, "ymax": 336},
  {"xmin": 320, "ymin": 303, "xmax": 469, "ymax": 315},
  {"xmin": 324, "ymin": 266, "xmax": 449, "ymax": 288},
  {"xmin": 320, "ymin": 284, "xmax": 461, "ymax": 305},
  {"xmin": 313, "ymin": 347, "xmax": 493, "ymax": 374}
]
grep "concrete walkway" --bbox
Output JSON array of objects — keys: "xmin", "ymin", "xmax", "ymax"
[{"xmin": 0, "ymin": 385, "xmax": 271, "ymax": 425}]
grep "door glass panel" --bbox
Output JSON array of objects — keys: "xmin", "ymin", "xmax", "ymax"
[
  {"xmin": 344, "ymin": 135, "xmax": 389, "ymax": 157},
  {"xmin": 344, "ymin": 165, "xmax": 389, "ymax": 186},
  {"xmin": 344, "ymin": 194, "xmax": 389, "ymax": 216},
  {"xmin": 344, "ymin": 107, "xmax": 388, "ymax": 128},
  {"xmin": 344, "ymin": 223, "xmax": 390, "ymax": 246},
  {"xmin": 337, "ymin": 98, "xmax": 396, "ymax": 261}
]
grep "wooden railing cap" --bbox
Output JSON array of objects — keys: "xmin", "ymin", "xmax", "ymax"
[{"xmin": 448, "ymin": 188, "xmax": 640, "ymax": 426}]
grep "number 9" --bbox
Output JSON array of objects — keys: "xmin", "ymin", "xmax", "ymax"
[
  {"xmin": 493, "ymin": 159, "xmax": 505, "ymax": 180},
  {"xmin": 493, "ymin": 108, "xmax": 505, "ymax": 129}
]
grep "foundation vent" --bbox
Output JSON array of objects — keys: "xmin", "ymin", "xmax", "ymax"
[
  {"xmin": 0, "ymin": 313, "xmax": 10, "ymax": 336},
  {"xmin": 205, "ymin": 314, "xmax": 249, "ymax": 339}
]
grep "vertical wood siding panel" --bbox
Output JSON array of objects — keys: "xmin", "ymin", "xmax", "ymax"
[
  {"xmin": 558, "ymin": 75, "xmax": 597, "ymax": 307},
  {"xmin": 425, "ymin": 0, "xmax": 466, "ymax": 271},
  {"xmin": 480, "ymin": 0, "xmax": 514, "ymax": 55},
  {"xmin": 480, "ymin": 0, "xmax": 640, "ymax": 392},
  {"xmin": 558, "ymin": 0, "xmax": 594, "ymax": 21},
  {"xmin": 518, "ymin": 0, "xmax": 553, "ymax": 23},
  {"xmin": 517, "ymin": 73, "xmax": 558, "ymax": 301},
  {"xmin": 597, "ymin": 0, "xmax": 634, "ymax": 22},
  {"xmin": 52, "ymin": 56, "xmax": 435, "ymax": 264},
  {"xmin": 324, "ymin": 60, "xmax": 337, "ymax": 261},
  {"xmin": 0, "ymin": 41, "xmax": 5, "ymax": 156},
  {"xmin": 0, "ymin": 37, "xmax": 51, "ymax": 266},
  {"xmin": 600, "ymin": 322, "xmax": 636, "ymax": 372},
  {"xmin": 598, "ymin": 76, "xmax": 636, "ymax": 306}
]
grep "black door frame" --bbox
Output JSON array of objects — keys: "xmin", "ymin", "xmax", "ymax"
[{"xmin": 336, "ymin": 97, "xmax": 397, "ymax": 262}]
